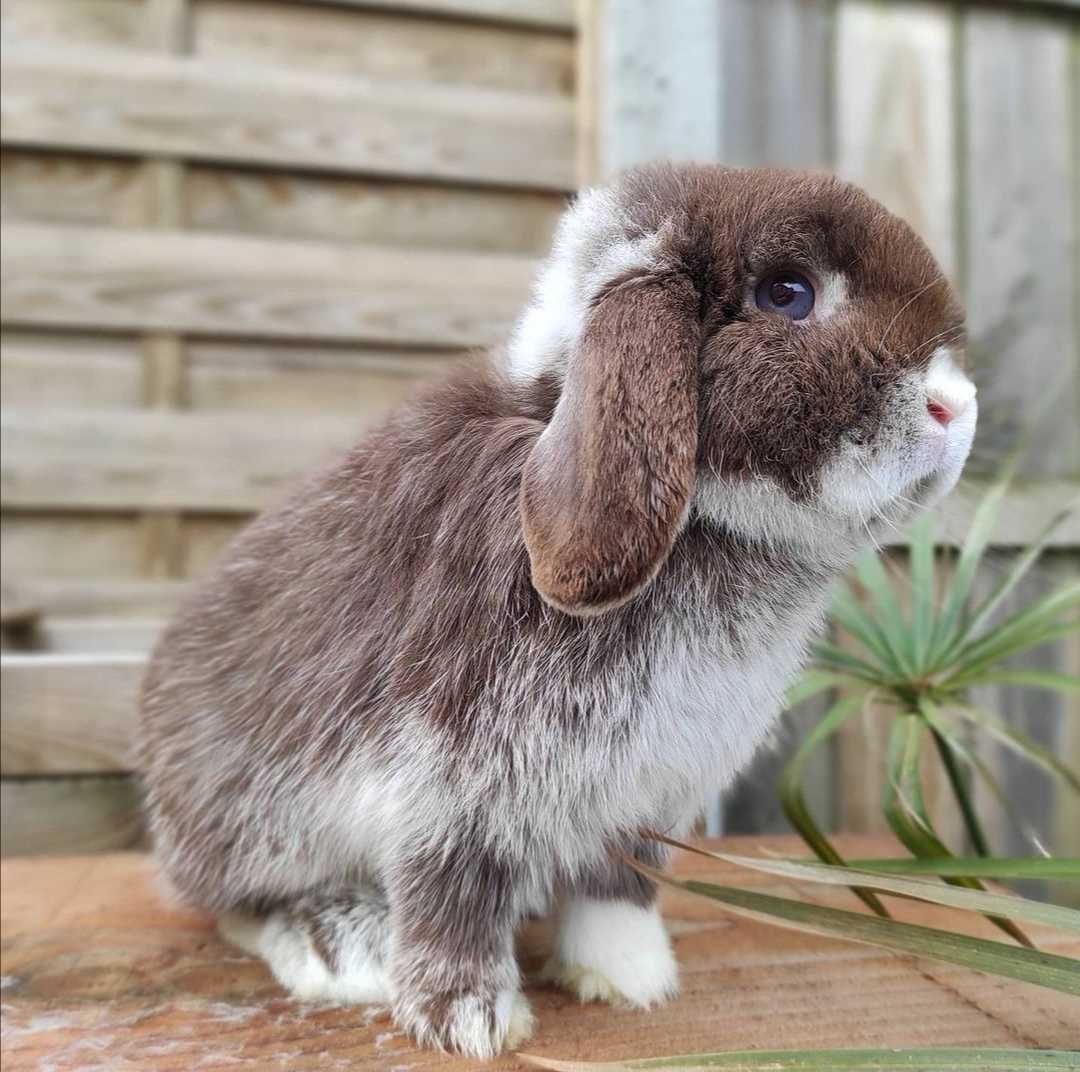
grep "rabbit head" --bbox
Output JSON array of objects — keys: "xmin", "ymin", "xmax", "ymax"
[{"xmin": 510, "ymin": 164, "xmax": 975, "ymax": 617}]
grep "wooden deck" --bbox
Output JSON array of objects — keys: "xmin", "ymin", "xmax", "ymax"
[{"xmin": 1, "ymin": 836, "xmax": 1077, "ymax": 1069}]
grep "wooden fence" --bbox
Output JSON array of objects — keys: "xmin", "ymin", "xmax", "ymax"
[
  {"xmin": 1, "ymin": 0, "xmax": 575, "ymax": 852},
  {"xmin": 2, "ymin": 0, "xmax": 1077, "ymax": 860}
]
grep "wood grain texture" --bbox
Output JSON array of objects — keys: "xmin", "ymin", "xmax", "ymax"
[
  {"xmin": 717, "ymin": 0, "xmax": 832, "ymax": 169},
  {"xmin": 836, "ymin": 0, "xmax": 958, "ymax": 277},
  {"xmin": 0, "ymin": 776, "xmax": 144, "ymax": 856},
  {"xmin": 1, "ymin": 223, "xmax": 536, "ymax": 346},
  {"xmin": 1, "ymin": 43, "xmax": 576, "ymax": 190},
  {"xmin": 599, "ymin": 0, "xmax": 722, "ymax": 175},
  {"xmin": 1, "ymin": 654, "xmax": 142, "ymax": 775},
  {"xmin": 1, "ymin": 408, "xmax": 367, "ymax": 512},
  {"xmin": 0, "ymin": 838, "xmax": 1076, "ymax": 1068},
  {"xmin": 962, "ymin": 9, "xmax": 1079, "ymax": 479},
  {"xmin": 315, "ymin": 0, "xmax": 576, "ymax": 30},
  {"xmin": 192, "ymin": 0, "xmax": 575, "ymax": 95},
  {"xmin": 0, "ymin": 579, "xmax": 187, "ymax": 619},
  {"xmin": 0, "ymin": 0, "xmax": 144, "ymax": 49}
]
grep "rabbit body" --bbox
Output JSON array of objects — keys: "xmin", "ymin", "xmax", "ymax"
[{"xmin": 138, "ymin": 164, "xmax": 976, "ymax": 1057}]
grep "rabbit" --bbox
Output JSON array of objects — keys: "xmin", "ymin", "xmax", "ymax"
[{"xmin": 136, "ymin": 163, "xmax": 977, "ymax": 1059}]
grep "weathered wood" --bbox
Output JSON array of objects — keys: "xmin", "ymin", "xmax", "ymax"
[
  {"xmin": 0, "ymin": 152, "xmax": 146, "ymax": 228},
  {"xmin": 0, "ymin": 838, "xmax": 1076, "ymax": 1069},
  {"xmin": 0, "ymin": 0, "xmax": 144, "ymax": 49},
  {"xmin": 1, "ymin": 44, "xmax": 576, "ymax": 190},
  {"xmin": 1, "ymin": 409, "xmax": 366, "ymax": 512},
  {"xmin": 0, "ymin": 579, "xmax": 187, "ymax": 619},
  {"xmin": 1, "ymin": 223, "xmax": 535, "ymax": 347},
  {"xmin": 598, "ymin": 0, "xmax": 722, "ymax": 175},
  {"xmin": 25, "ymin": 618, "xmax": 163, "ymax": 655},
  {"xmin": 1, "ymin": 654, "xmax": 142, "ymax": 775},
  {"xmin": 717, "ymin": 0, "xmax": 832, "ymax": 169},
  {"xmin": 962, "ymin": 9, "xmax": 1079, "ymax": 479},
  {"xmin": 183, "ymin": 167, "xmax": 565, "ymax": 254},
  {"xmin": 192, "ymin": 1, "xmax": 575, "ymax": 95},
  {"xmin": 0, "ymin": 776, "xmax": 144, "ymax": 856},
  {"xmin": 315, "ymin": 0, "xmax": 576, "ymax": 30},
  {"xmin": 836, "ymin": 0, "xmax": 958, "ymax": 277},
  {"xmin": 0, "ymin": 330, "xmax": 143, "ymax": 409}
]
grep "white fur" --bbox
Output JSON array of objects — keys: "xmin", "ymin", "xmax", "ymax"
[
  {"xmin": 415, "ymin": 990, "xmax": 533, "ymax": 1059},
  {"xmin": 543, "ymin": 898, "xmax": 678, "ymax": 1008},
  {"xmin": 505, "ymin": 184, "xmax": 663, "ymax": 382},
  {"xmin": 219, "ymin": 911, "xmax": 390, "ymax": 1004}
]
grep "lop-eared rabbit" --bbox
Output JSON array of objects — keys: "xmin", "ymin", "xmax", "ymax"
[{"xmin": 138, "ymin": 164, "xmax": 976, "ymax": 1058}]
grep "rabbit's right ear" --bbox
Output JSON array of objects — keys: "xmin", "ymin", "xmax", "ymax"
[{"xmin": 520, "ymin": 273, "xmax": 701, "ymax": 616}]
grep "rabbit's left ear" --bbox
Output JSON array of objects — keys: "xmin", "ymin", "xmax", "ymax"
[{"xmin": 520, "ymin": 273, "xmax": 700, "ymax": 616}]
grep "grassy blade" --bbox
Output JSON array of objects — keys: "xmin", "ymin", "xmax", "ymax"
[
  {"xmin": 931, "ymin": 480, "xmax": 1009, "ymax": 655},
  {"xmin": 952, "ymin": 706, "xmax": 1080, "ymax": 795},
  {"xmin": 883, "ymin": 715, "xmax": 1033, "ymax": 947},
  {"xmin": 945, "ymin": 669, "xmax": 1080, "ymax": 693},
  {"xmin": 784, "ymin": 670, "xmax": 847, "ymax": 707},
  {"xmin": 921, "ymin": 698, "xmax": 992, "ymax": 857},
  {"xmin": 830, "ymin": 583, "xmax": 907, "ymax": 675},
  {"xmin": 648, "ymin": 834, "xmax": 1080, "ymax": 933},
  {"xmin": 520, "ymin": 1049, "xmax": 1079, "ymax": 1071},
  {"xmin": 809, "ymin": 641, "xmax": 885, "ymax": 685},
  {"xmin": 908, "ymin": 515, "xmax": 936, "ymax": 670},
  {"xmin": 778, "ymin": 695, "xmax": 889, "ymax": 917},
  {"xmin": 839, "ymin": 857, "xmax": 1080, "ymax": 880},
  {"xmin": 945, "ymin": 620, "xmax": 1080, "ymax": 686},
  {"xmin": 850, "ymin": 553, "xmax": 914, "ymax": 674},
  {"xmin": 630, "ymin": 862, "xmax": 1080, "ymax": 995},
  {"xmin": 955, "ymin": 503, "xmax": 1077, "ymax": 652}
]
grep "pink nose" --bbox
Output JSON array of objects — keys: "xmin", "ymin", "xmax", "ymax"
[{"xmin": 927, "ymin": 399, "xmax": 953, "ymax": 426}]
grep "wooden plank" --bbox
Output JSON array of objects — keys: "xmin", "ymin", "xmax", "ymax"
[
  {"xmin": 0, "ymin": 0, "xmax": 144, "ymax": 49},
  {"xmin": 0, "ymin": 151, "xmax": 146, "ymax": 228},
  {"xmin": 0, "ymin": 776, "xmax": 144, "ymax": 856},
  {"xmin": 192, "ymin": 0, "xmax": 575, "ymax": 95},
  {"xmin": 186, "ymin": 340, "xmax": 445, "ymax": 411},
  {"xmin": 598, "ymin": 0, "xmax": 722, "ymax": 175},
  {"xmin": 183, "ymin": 166, "xmax": 564, "ymax": 254},
  {"xmin": 0, "ymin": 223, "xmax": 536, "ymax": 347},
  {"xmin": 0, "ymin": 331, "xmax": 143, "ymax": 408},
  {"xmin": 0, "ymin": 579, "xmax": 187, "ymax": 619},
  {"xmin": 1, "ymin": 408, "xmax": 367, "ymax": 512},
  {"xmin": 0, "ymin": 839, "xmax": 1076, "ymax": 1069},
  {"xmin": 717, "ymin": 0, "xmax": 832, "ymax": 169},
  {"xmin": 1, "ymin": 514, "xmax": 146, "ymax": 579},
  {"xmin": 312, "ymin": 0, "xmax": 576, "ymax": 30},
  {"xmin": 963, "ymin": 9, "xmax": 1079, "ymax": 479},
  {"xmin": 1, "ymin": 654, "xmax": 142, "ymax": 774},
  {"xmin": 23, "ymin": 618, "xmax": 163, "ymax": 655},
  {"xmin": 835, "ymin": 0, "xmax": 958, "ymax": 277},
  {"xmin": 1, "ymin": 43, "xmax": 576, "ymax": 190}
]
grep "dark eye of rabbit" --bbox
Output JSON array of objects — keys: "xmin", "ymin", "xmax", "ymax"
[{"xmin": 755, "ymin": 271, "xmax": 815, "ymax": 320}]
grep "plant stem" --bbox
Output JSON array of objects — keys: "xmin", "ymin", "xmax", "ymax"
[{"xmin": 930, "ymin": 726, "xmax": 991, "ymax": 858}]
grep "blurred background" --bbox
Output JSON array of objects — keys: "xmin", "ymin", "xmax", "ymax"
[{"xmin": 1, "ymin": 0, "xmax": 1077, "ymax": 860}]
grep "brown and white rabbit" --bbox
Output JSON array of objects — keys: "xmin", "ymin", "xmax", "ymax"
[{"xmin": 136, "ymin": 164, "xmax": 977, "ymax": 1058}]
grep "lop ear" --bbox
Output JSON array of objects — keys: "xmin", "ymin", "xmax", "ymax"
[{"xmin": 520, "ymin": 273, "xmax": 701, "ymax": 616}]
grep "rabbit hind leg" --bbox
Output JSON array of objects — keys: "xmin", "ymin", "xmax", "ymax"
[{"xmin": 219, "ymin": 884, "xmax": 391, "ymax": 1005}]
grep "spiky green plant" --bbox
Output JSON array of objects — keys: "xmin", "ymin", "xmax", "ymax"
[{"xmin": 779, "ymin": 481, "xmax": 1080, "ymax": 940}]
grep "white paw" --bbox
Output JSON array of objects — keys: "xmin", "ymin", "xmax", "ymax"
[
  {"xmin": 544, "ymin": 898, "xmax": 678, "ymax": 1009},
  {"xmin": 218, "ymin": 911, "xmax": 390, "ymax": 1005},
  {"xmin": 403, "ymin": 988, "xmax": 534, "ymax": 1059}
]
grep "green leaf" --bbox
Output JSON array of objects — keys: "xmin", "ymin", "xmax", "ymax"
[
  {"xmin": 628, "ymin": 862, "xmax": 1080, "ymax": 995},
  {"xmin": 809, "ymin": 641, "xmax": 886, "ymax": 685},
  {"xmin": 882, "ymin": 714, "xmax": 1033, "ymax": 947},
  {"xmin": 951, "ymin": 706, "xmax": 1080, "ymax": 796},
  {"xmin": 784, "ymin": 670, "xmax": 847, "ymax": 707},
  {"xmin": 778, "ymin": 694, "xmax": 889, "ymax": 917},
  {"xmin": 945, "ymin": 668, "xmax": 1080, "ymax": 694},
  {"xmin": 908, "ymin": 514, "xmax": 937, "ymax": 670},
  {"xmin": 519, "ymin": 1049, "xmax": 1080, "ymax": 1071},
  {"xmin": 839, "ymin": 857, "xmax": 1080, "ymax": 880},
  {"xmin": 956, "ymin": 503, "xmax": 1077, "ymax": 652},
  {"xmin": 647, "ymin": 834, "xmax": 1080, "ymax": 934},
  {"xmin": 946, "ymin": 620, "xmax": 1080, "ymax": 686},
  {"xmin": 931, "ymin": 480, "xmax": 1009, "ymax": 655},
  {"xmin": 830, "ymin": 583, "xmax": 907, "ymax": 675},
  {"xmin": 850, "ymin": 553, "xmax": 914, "ymax": 673}
]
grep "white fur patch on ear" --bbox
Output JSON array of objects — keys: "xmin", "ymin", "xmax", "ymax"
[
  {"xmin": 505, "ymin": 185, "xmax": 663, "ymax": 382},
  {"xmin": 541, "ymin": 898, "xmax": 678, "ymax": 1009}
]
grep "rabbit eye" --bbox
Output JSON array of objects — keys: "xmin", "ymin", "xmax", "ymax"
[{"xmin": 755, "ymin": 271, "xmax": 815, "ymax": 321}]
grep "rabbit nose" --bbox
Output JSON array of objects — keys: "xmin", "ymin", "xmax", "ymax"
[{"xmin": 927, "ymin": 398, "xmax": 954, "ymax": 426}]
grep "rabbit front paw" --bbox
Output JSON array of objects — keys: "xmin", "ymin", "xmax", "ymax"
[{"xmin": 397, "ymin": 988, "xmax": 534, "ymax": 1058}]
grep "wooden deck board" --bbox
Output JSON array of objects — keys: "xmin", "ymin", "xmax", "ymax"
[{"xmin": 1, "ymin": 837, "xmax": 1077, "ymax": 1068}]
